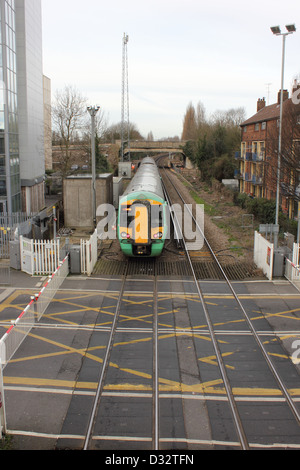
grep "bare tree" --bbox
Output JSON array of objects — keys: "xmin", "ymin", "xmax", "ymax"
[
  {"xmin": 181, "ymin": 102, "xmax": 198, "ymax": 141},
  {"xmin": 195, "ymin": 101, "xmax": 207, "ymax": 132},
  {"xmin": 52, "ymin": 85, "xmax": 88, "ymax": 177},
  {"xmin": 210, "ymin": 107, "xmax": 246, "ymax": 127},
  {"xmin": 103, "ymin": 122, "xmax": 144, "ymax": 142},
  {"xmin": 147, "ymin": 131, "xmax": 154, "ymax": 141}
]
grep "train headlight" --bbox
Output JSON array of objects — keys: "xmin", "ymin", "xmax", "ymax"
[
  {"xmin": 153, "ymin": 232, "xmax": 163, "ymax": 240},
  {"xmin": 121, "ymin": 232, "xmax": 130, "ymax": 239}
]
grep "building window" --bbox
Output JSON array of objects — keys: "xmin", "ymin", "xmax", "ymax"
[
  {"xmin": 255, "ymin": 123, "xmax": 260, "ymax": 131},
  {"xmin": 241, "ymin": 142, "xmax": 246, "ymax": 158},
  {"xmin": 261, "ymin": 122, "xmax": 266, "ymax": 130},
  {"xmin": 0, "ymin": 0, "xmax": 21, "ymax": 214}
]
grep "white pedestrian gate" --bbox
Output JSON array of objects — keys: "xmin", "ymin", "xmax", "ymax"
[
  {"xmin": 293, "ymin": 243, "xmax": 300, "ymax": 266},
  {"xmin": 254, "ymin": 231, "xmax": 274, "ymax": 280},
  {"xmin": 285, "ymin": 243, "xmax": 300, "ymax": 292},
  {"xmin": 20, "ymin": 236, "xmax": 60, "ymax": 275},
  {"xmin": 81, "ymin": 230, "xmax": 98, "ymax": 276}
]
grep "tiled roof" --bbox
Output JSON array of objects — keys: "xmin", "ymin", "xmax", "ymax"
[{"xmin": 241, "ymin": 102, "xmax": 282, "ymax": 126}]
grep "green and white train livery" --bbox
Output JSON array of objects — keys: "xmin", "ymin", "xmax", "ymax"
[{"xmin": 117, "ymin": 157, "xmax": 168, "ymax": 257}]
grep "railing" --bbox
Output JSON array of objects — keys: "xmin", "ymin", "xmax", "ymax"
[
  {"xmin": 252, "ymin": 153, "xmax": 264, "ymax": 162},
  {"xmin": 0, "ymin": 212, "xmax": 36, "ymax": 259},
  {"xmin": 251, "ymin": 175, "xmax": 263, "ymax": 185},
  {"xmin": 0, "ymin": 255, "xmax": 69, "ymax": 367}
]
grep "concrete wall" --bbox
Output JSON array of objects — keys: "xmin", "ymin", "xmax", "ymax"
[{"xmin": 64, "ymin": 174, "xmax": 113, "ymax": 228}]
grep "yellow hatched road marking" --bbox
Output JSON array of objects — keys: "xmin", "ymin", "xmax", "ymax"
[
  {"xmin": 4, "ymin": 376, "xmax": 300, "ymax": 398},
  {"xmin": 2, "ymin": 289, "xmax": 300, "ymax": 403}
]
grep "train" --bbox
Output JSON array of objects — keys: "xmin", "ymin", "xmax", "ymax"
[{"xmin": 117, "ymin": 157, "xmax": 168, "ymax": 257}]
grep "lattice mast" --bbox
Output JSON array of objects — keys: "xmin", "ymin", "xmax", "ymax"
[{"xmin": 121, "ymin": 33, "xmax": 130, "ymax": 162}]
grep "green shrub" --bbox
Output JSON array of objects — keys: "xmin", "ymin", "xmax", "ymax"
[{"xmin": 234, "ymin": 194, "xmax": 276, "ymax": 224}]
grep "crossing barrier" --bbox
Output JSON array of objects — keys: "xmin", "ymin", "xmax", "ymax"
[
  {"xmin": 0, "ymin": 255, "xmax": 69, "ymax": 438},
  {"xmin": 0, "ymin": 255, "xmax": 69, "ymax": 367}
]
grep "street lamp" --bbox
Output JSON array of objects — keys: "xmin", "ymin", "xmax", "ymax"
[
  {"xmin": 270, "ymin": 24, "xmax": 296, "ymax": 248},
  {"xmin": 87, "ymin": 106, "xmax": 100, "ymax": 228}
]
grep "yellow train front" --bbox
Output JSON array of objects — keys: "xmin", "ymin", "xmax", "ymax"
[{"xmin": 117, "ymin": 157, "xmax": 167, "ymax": 257}]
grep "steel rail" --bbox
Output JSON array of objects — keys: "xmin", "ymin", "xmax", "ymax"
[
  {"xmin": 83, "ymin": 263, "xmax": 161, "ymax": 450},
  {"xmin": 152, "ymin": 261, "xmax": 160, "ymax": 450},
  {"xmin": 163, "ymin": 168, "xmax": 300, "ymax": 427},
  {"xmin": 83, "ymin": 263, "xmax": 129, "ymax": 450},
  {"xmin": 162, "ymin": 171, "xmax": 250, "ymax": 450}
]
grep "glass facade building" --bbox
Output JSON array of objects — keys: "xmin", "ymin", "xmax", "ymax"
[
  {"xmin": 0, "ymin": 0, "xmax": 21, "ymax": 213},
  {"xmin": 0, "ymin": 0, "xmax": 45, "ymax": 215}
]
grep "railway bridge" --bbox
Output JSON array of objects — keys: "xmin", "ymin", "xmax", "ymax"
[{"xmin": 117, "ymin": 140, "xmax": 195, "ymax": 169}]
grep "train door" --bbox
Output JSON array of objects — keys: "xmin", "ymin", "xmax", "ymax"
[{"xmin": 133, "ymin": 204, "xmax": 149, "ymax": 244}]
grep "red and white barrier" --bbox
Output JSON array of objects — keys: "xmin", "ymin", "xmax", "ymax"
[{"xmin": 0, "ymin": 255, "xmax": 69, "ymax": 367}]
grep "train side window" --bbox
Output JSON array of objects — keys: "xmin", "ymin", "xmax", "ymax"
[{"xmin": 151, "ymin": 205, "xmax": 163, "ymax": 227}]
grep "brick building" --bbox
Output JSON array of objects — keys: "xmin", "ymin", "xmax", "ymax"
[{"xmin": 236, "ymin": 82, "xmax": 300, "ymax": 218}]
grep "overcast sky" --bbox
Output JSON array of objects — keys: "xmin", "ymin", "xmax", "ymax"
[{"xmin": 41, "ymin": 0, "xmax": 300, "ymax": 139}]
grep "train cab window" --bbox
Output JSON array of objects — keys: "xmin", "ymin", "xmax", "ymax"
[
  {"xmin": 151, "ymin": 205, "xmax": 163, "ymax": 228},
  {"xmin": 120, "ymin": 205, "xmax": 134, "ymax": 226}
]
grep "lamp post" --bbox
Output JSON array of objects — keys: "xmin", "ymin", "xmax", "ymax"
[
  {"xmin": 270, "ymin": 24, "xmax": 296, "ymax": 248},
  {"xmin": 87, "ymin": 106, "xmax": 100, "ymax": 228}
]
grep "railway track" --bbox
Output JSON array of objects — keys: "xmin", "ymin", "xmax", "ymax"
[
  {"xmin": 159, "ymin": 167, "xmax": 300, "ymax": 450},
  {"xmin": 94, "ymin": 166, "xmax": 261, "ymax": 281},
  {"xmin": 2, "ymin": 159, "xmax": 300, "ymax": 450},
  {"xmin": 93, "ymin": 258, "xmax": 260, "ymax": 280},
  {"xmin": 80, "ymin": 261, "xmax": 161, "ymax": 450},
  {"xmin": 71, "ymin": 166, "xmax": 300, "ymax": 450}
]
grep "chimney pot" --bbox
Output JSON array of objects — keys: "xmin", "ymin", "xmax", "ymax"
[
  {"xmin": 278, "ymin": 89, "xmax": 289, "ymax": 104},
  {"xmin": 257, "ymin": 98, "xmax": 266, "ymax": 112}
]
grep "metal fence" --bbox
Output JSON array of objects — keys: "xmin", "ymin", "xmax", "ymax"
[{"xmin": 0, "ymin": 212, "xmax": 35, "ymax": 259}]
